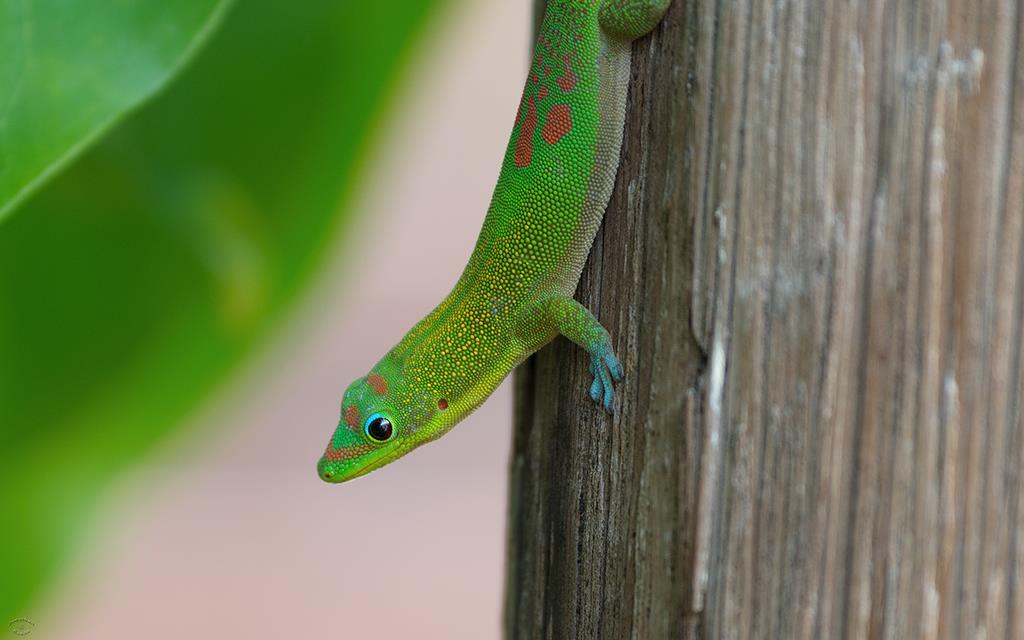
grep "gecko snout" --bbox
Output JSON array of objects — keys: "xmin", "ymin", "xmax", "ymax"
[{"xmin": 317, "ymin": 458, "xmax": 336, "ymax": 483}]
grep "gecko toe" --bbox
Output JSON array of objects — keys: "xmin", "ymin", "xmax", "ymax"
[
  {"xmin": 586, "ymin": 347, "xmax": 622, "ymax": 413},
  {"xmin": 598, "ymin": 363, "xmax": 615, "ymax": 413},
  {"xmin": 606, "ymin": 352, "xmax": 624, "ymax": 381}
]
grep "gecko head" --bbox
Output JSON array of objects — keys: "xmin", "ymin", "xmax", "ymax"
[{"xmin": 317, "ymin": 360, "xmax": 452, "ymax": 484}]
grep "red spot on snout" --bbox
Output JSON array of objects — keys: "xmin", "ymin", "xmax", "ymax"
[
  {"xmin": 344, "ymin": 405, "xmax": 360, "ymax": 432},
  {"xmin": 324, "ymin": 445, "xmax": 346, "ymax": 461},
  {"xmin": 438, "ymin": 398, "xmax": 449, "ymax": 411}
]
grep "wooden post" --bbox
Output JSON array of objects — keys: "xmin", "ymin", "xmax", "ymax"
[{"xmin": 505, "ymin": 1, "xmax": 1024, "ymax": 637}]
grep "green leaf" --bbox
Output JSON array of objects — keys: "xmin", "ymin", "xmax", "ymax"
[
  {"xmin": 0, "ymin": 0, "xmax": 233, "ymax": 221},
  {"xmin": 0, "ymin": 0, "xmax": 447, "ymax": 620}
]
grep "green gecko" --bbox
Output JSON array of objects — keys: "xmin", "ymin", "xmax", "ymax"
[{"xmin": 318, "ymin": 0, "xmax": 673, "ymax": 483}]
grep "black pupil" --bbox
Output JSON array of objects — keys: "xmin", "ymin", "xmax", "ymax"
[{"xmin": 367, "ymin": 417, "xmax": 393, "ymax": 441}]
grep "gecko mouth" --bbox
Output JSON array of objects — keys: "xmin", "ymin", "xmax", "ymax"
[{"xmin": 317, "ymin": 451, "xmax": 392, "ymax": 484}]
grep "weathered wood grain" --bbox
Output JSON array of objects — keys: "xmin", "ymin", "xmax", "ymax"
[{"xmin": 505, "ymin": 0, "xmax": 1024, "ymax": 638}]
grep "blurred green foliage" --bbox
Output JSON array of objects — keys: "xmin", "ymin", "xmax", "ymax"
[
  {"xmin": 0, "ymin": 0, "xmax": 230, "ymax": 220},
  {"xmin": 0, "ymin": 0, "xmax": 447, "ymax": 621}
]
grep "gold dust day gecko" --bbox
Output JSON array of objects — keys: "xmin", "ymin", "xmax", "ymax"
[{"xmin": 318, "ymin": 0, "xmax": 673, "ymax": 483}]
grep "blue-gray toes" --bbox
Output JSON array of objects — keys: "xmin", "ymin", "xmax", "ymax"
[{"xmin": 587, "ymin": 345, "xmax": 624, "ymax": 414}]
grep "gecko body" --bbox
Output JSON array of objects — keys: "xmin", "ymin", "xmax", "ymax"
[{"xmin": 319, "ymin": 0, "xmax": 672, "ymax": 482}]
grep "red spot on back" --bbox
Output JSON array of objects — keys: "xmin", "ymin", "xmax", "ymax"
[
  {"xmin": 537, "ymin": 85, "xmax": 549, "ymax": 101},
  {"xmin": 367, "ymin": 374, "xmax": 388, "ymax": 395},
  {"xmin": 542, "ymin": 104, "xmax": 573, "ymax": 145},
  {"xmin": 437, "ymin": 398, "xmax": 449, "ymax": 411},
  {"xmin": 514, "ymin": 96, "xmax": 538, "ymax": 168},
  {"xmin": 556, "ymin": 55, "xmax": 578, "ymax": 92},
  {"xmin": 344, "ymin": 405, "xmax": 360, "ymax": 431}
]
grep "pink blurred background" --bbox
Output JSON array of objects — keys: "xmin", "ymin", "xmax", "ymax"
[{"xmin": 37, "ymin": 2, "xmax": 528, "ymax": 637}]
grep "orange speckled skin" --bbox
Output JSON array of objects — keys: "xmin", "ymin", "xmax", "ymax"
[{"xmin": 318, "ymin": 0, "xmax": 672, "ymax": 483}]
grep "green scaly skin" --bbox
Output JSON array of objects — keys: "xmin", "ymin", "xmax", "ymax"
[{"xmin": 319, "ymin": 0, "xmax": 672, "ymax": 483}]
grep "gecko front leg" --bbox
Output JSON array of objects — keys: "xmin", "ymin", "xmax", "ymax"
[
  {"xmin": 515, "ymin": 294, "xmax": 623, "ymax": 413},
  {"xmin": 599, "ymin": 0, "xmax": 673, "ymax": 41}
]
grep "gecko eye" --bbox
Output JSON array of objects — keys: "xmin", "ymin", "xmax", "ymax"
[{"xmin": 364, "ymin": 413, "xmax": 394, "ymax": 443}]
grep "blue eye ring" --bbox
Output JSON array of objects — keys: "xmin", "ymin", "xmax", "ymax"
[{"xmin": 364, "ymin": 412, "xmax": 394, "ymax": 443}]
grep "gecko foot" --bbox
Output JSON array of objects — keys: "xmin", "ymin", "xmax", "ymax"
[{"xmin": 588, "ymin": 341, "xmax": 624, "ymax": 414}]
